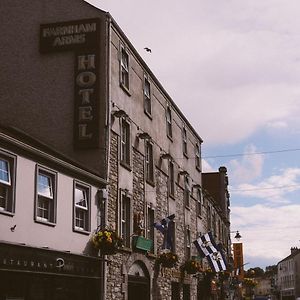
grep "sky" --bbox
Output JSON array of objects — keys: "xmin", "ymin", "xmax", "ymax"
[{"xmin": 86, "ymin": 0, "xmax": 300, "ymax": 270}]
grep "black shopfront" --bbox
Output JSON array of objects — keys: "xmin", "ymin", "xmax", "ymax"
[{"xmin": 0, "ymin": 242, "xmax": 102, "ymax": 300}]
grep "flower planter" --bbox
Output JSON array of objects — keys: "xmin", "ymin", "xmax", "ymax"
[
  {"xmin": 92, "ymin": 229, "xmax": 123, "ymax": 255},
  {"xmin": 183, "ymin": 259, "xmax": 202, "ymax": 274},
  {"xmin": 157, "ymin": 252, "xmax": 178, "ymax": 268}
]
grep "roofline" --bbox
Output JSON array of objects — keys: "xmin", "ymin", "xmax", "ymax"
[{"xmin": 105, "ymin": 12, "xmax": 203, "ymax": 143}]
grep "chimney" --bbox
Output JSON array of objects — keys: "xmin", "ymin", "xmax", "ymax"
[{"xmin": 291, "ymin": 247, "xmax": 299, "ymax": 254}]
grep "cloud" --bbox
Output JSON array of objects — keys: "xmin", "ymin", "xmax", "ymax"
[
  {"xmin": 231, "ymin": 204, "xmax": 300, "ymax": 268},
  {"xmin": 231, "ymin": 168, "xmax": 300, "ymax": 204},
  {"xmin": 86, "ymin": 0, "xmax": 300, "ymax": 146},
  {"xmin": 228, "ymin": 145, "xmax": 264, "ymax": 183}
]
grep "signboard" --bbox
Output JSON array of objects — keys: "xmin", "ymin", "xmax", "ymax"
[
  {"xmin": 0, "ymin": 242, "xmax": 101, "ymax": 278},
  {"xmin": 40, "ymin": 19, "xmax": 99, "ymax": 53},
  {"xmin": 40, "ymin": 18, "xmax": 101, "ymax": 149},
  {"xmin": 233, "ymin": 242, "xmax": 244, "ymax": 280}
]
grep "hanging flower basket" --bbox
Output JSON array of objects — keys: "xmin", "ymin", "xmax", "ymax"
[
  {"xmin": 156, "ymin": 251, "xmax": 178, "ymax": 268},
  {"xmin": 92, "ymin": 228, "xmax": 123, "ymax": 255},
  {"xmin": 182, "ymin": 259, "xmax": 203, "ymax": 274}
]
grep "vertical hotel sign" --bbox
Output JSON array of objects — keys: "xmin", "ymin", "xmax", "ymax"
[{"xmin": 40, "ymin": 18, "xmax": 100, "ymax": 149}]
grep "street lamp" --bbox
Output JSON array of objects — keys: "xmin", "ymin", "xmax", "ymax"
[{"xmin": 231, "ymin": 230, "xmax": 242, "ymax": 241}]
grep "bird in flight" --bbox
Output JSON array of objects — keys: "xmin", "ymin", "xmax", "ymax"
[{"xmin": 144, "ymin": 47, "xmax": 152, "ymax": 53}]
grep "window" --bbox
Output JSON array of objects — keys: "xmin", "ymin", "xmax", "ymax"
[
  {"xmin": 196, "ymin": 188, "xmax": 202, "ymax": 217},
  {"xmin": 185, "ymin": 227, "xmax": 191, "ymax": 259},
  {"xmin": 74, "ymin": 182, "xmax": 90, "ymax": 232},
  {"xmin": 35, "ymin": 167, "xmax": 56, "ymax": 224},
  {"xmin": 144, "ymin": 77, "xmax": 151, "ymax": 115},
  {"xmin": 168, "ymin": 160, "xmax": 175, "ymax": 198},
  {"xmin": 119, "ymin": 191, "xmax": 131, "ymax": 248},
  {"xmin": 120, "ymin": 46, "xmax": 129, "ymax": 90},
  {"xmin": 147, "ymin": 206, "xmax": 155, "ymax": 253},
  {"xmin": 207, "ymin": 205, "xmax": 211, "ymax": 230},
  {"xmin": 182, "ymin": 126, "xmax": 187, "ymax": 156},
  {"xmin": 184, "ymin": 175, "xmax": 190, "ymax": 208},
  {"xmin": 0, "ymin": 152, "xmax": 15, "ymax": 214},
  {"xmin": 120, "ymin": 118, "xmax": 131, "ymax": 166},
  {"xmin": 145, "ymin": 140, "xmax": 154, "ymax": 183},
  {"xmin": 166, "ymin": 106, "xmax": 173, "ymax": 138},
  {"xmin": 195, "ymin": 143, "xmax": 201, "ymax": 170}
]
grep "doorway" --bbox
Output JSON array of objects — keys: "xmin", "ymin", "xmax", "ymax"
[{"xmin": 127, "ymin": 261, "xmax": 150, "ymax": 300}]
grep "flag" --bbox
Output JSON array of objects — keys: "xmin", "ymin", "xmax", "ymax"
[
  {"xmin": 193, "ymin": 232, "xmax": 219, "ymax": 258},
  {"xmin": 153, "ymin": 214, "xmax": 175, "ymax": 251},
  {"xmin": 207, "ymin": 251, "xmax": 227, "ymax": 272}
]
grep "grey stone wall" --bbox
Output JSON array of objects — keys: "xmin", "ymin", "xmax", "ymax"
[{"xmin": 106, "ymin": 130, "xmax": 199, "ymax": 300}]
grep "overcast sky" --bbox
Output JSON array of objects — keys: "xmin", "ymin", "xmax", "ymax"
[{"xmin": 86, "ymin": 0, "xmax": 300, "ymax": 270}]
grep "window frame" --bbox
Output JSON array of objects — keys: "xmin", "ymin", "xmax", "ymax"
[
  {"xmin": 182, "ymin": 126, "xmax": 188, "ymax": 157},
  {"xmin": 146, "ymin": 205, "xmax": 155, "ymax": 253},
  {"xmin": 120, "ymin": 117, "xmax": 131, "ymax": 168},
  {"xmin": 0, "ymin": 150, "xmax": 16, "ymax": 215},
  {"xmin": 196, "ymin": 188, "xmax": 202, "ymax": 217},
  {"xmin": 168, "ymin": 159, "xmax": 175, "ymax": 198},
  {"xmin": 185, "ymin": 227, "xmax": 191, "ymax": 259},
  {"xmin": 195, "ymin": 143, "xmax": 201, "ymax": 171},
  {"xmin": 73, "ymin": 181, "xmax": 91, "ymax": 233},
  {"xmin": 35, "ymin": 166, "xmax": 57, "ymax": 225},
  {"xmin": 119, "ymin": 190, "xmax": 132, "ymax": 249},
  {"xmin": 145, "ymin": 140, "xmax": 154, "ymax": 185},
  {"xmin": 120, "ymin": 45, "xmax": 130, "ymax": 93},
  {"xmin": 184, "ymin": 175, "xmax": 190, "ymax": 208},
  {"xmin": 144, "ymin": 76, "xmax": 152, "ymax": 117},
  {"xmin": 166, "ymin": 106, "xmax": 173, "ymax": 139}
]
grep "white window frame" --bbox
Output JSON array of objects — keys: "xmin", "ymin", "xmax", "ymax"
[
  {"xmin": 144, "ymin": 76, "xmax": 151, "ymax": 116},
  {"xmin": 166, "ymin": 106, "xmax": 173, "ymax": 139},
  {"xmin": 0, "ymin": 151, "xmax": 16, "ymax": 214},
  {"xmin": 145, "ymin": 140, "xmax": 154, "ymax": 184},
  {"xmin": 120, "ymin": 118, "xmax": 131, "ymax": 167},
  {"xmin": 119, "ymin": 190, "xmax": 132, "ymax": 248},
  {"xmin": 120, "ymin": 45, "xmax": 129, "ymax": 91},
  {"xmin": 35, "ymin": 166, "xmax": 56, "ymax": 224},
  {"xmin": 73, "ymin": 181, "xmax": 91, "ymax": 233}
]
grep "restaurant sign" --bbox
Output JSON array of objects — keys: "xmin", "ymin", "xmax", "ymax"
[
  {"xmin": 0, "ymin": 243, "xmax": 101, "ymax": 278},
  {"xmin": 40, "ymin": 18, "xmax": 101, "ymax": 149}
]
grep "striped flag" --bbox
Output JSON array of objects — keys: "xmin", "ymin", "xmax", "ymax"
[
  {"xmin": 193, "ymin": 232, "xmax": 219, "ymax": 257},
  {"xmin": 207, "ymin": 251, "xmax": 227, "ymax": 272}
]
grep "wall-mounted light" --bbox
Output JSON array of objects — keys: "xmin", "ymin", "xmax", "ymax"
[
  {"xmin": 192, "ymin": 183, "xmax": 201, "ymax": 189},
  {"xmin": 112, "ymin": 109, "xmax": 128, "ymax": 118},
  {"xmin": 179, "ymin": 170, "xmax": 189, "ymax": 177},
  {"xmin": 137, "ymin": 132, "xmax": 151, "ymax": 140},
  {"xmin": 160, "ymin": 153, "xmax": 172, "ymax": 160}
]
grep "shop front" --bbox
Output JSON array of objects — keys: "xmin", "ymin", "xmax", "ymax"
[{"xmin": 0, "ymin": 242, "xmax": 102, "ymax": 300}]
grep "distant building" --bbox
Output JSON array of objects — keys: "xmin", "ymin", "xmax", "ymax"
[
  {"xmin": 277, "ymin": 247, "xmax": 300, "ymax": 300},
  {"xmin": 0, "ymin": 0, "xmax": 232, "ymax": 299}
]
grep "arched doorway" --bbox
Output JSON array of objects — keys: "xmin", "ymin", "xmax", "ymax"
[{"xmin": 128, "ymin": 261, "xmax": 150, "ymax": 300}]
